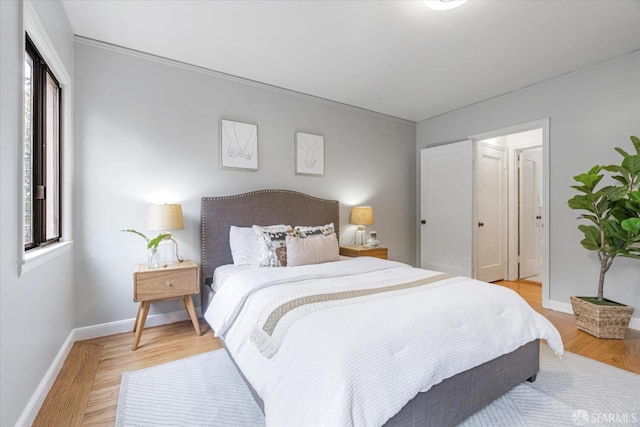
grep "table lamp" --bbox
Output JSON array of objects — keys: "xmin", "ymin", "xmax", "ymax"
[
  {"xmin": 350, "ymin": 206, "xmax": 374, "ymax": 246},
  {"xmin": 147, "ymin": 203, "xmax": 184, "ymax": 265}
]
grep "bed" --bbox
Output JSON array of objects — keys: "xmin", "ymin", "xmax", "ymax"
[{"xmin": 200, "ymin": 189, "xmax": 563, "ymax": 426}]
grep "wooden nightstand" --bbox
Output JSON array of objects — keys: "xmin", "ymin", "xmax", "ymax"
[
  {"xmin": 132, "ymin": 260, "xmax": 201, "ymax": 350},
  {"xmin": 339, "ymin": 245, "xmax": 388, "ymax": 260}
]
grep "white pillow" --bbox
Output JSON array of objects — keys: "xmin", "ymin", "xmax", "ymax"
[
  {"xmin": 252, "ymin": 225, "xmax": 293, "ymax": 267},
  {"xmin": 229, "ymin": 226, "xmax": 261, "ymax": 266},
  {"xmin": 286, "ymin": 234, "xmax": 340, "ymax": 267}
]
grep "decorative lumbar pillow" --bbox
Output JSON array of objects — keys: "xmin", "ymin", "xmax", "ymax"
[
  {"xmin": 229, "ymin": 226, "xmax": 261, "ymax": 266},
  {"xmin": 293, "ymin": 223, "xmax": 335, "ymax": 238},
  {"xmin": 253, "ymin": 225, "xmax": 293, "ymax": 267},
  {"xmin": 286, "ymin": 233, "xmax": 340, "ymax": 267}
]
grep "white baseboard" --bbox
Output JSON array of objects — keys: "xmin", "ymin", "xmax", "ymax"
[
  {"xmin": 15, "ymin": 332, "xmax": 76, "ymax": 427},
  {"xmin": 15, "ymin": 308, "xmax": 203, "ymax": 427},
  {"xmin": 545, "ymin": 298, "xmax": 640, "ymax": 331},
  {"xmin": 73, "ymin": 307, "xmax": 203, "ymax": 341},
  {"xmin": 545, "ymin": 298, "xmax": 573, "ymax": 315}
]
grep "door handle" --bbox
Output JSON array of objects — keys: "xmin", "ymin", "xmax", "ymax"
[
  {"xmin": 478, "ymin": 222, "xmax": 484, "ymax": 227},
  {"xmin": 536, "ymin": 216, "xmax": 542, "ymax": 220},
  {"xmin": 421, "ymin": 219, "xmax": 427, "ymax": 225}
]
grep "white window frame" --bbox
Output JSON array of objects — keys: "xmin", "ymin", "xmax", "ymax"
[{"xmin": 20, "ymin": 1, "xmax": 73, "ymax": 276}]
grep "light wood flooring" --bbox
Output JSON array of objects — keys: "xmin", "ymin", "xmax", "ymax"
[
  {"xmin": 496, "ymin": 280, "xmax": 640, "ymax": 374},
  {"xmin": 34, "ymin": 280, "xmax": 640, "ymax": 426}
]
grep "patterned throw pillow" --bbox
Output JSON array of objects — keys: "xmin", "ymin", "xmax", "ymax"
[
  {"xmin": 293, "ymin": 223, "xmax": 335, "ymax": 238},
  {"xmin": 253, "ymin": 225, "xmax": 293, "ymax": 267}
]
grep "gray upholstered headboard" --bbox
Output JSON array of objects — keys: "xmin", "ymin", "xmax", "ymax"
[{"xmin": 200, "ymin": 189, "xmax": 339, "ymax": 312}]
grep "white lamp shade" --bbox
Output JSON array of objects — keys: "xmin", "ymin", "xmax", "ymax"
[
  {"xmin": 350, "ymin": 206, "xmax": 374, "ymax": 225},
  {"xmin": 147, "ymin": 204, "xmax": 184, "ymax": 231}
]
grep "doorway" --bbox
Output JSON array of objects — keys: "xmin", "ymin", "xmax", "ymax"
[
  {"xmin": 472, "ymin": 126, "xmax": 545, "ymax": 284},
  {"xmin": 419, "ymin": 118, "xmax": 550, "ymax": 307}
]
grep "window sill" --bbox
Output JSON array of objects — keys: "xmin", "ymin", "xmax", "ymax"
[{"xmin": 20, "ymin": 241, "xmax": 73, "ymax": 276}]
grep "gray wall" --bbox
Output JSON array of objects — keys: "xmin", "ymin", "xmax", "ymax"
[
  {"xmin": 73, "ymin": 40, "xmax": 416, "ymax": 327},
  {"xmin": 417, "ymin": 52, "xmax": 640, "ymax": 320},
  {"xmin": 0, "ymin": 1, "xmax": 75, "ymax": 425}
]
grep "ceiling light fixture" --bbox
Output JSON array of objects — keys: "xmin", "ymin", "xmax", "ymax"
[{"xmin": 424, "ymin": 0, "xmax": 468, "ymax": 11}]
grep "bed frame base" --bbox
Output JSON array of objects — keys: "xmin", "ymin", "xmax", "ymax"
[
  {"xmin": 220, "ymin": 336, "xmax": 539, "ymax": 427},
  {"xmin": 384, "ymin": 339, "xmax": 539, "ymax": 426}
]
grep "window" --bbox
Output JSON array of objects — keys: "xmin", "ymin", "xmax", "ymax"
[{"xmin": 24, "ymin": 34, "xmax": 61, "ymax": 250}]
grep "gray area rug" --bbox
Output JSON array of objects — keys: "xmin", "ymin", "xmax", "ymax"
[{"xmin": 116, "ymin": 344, "xmax": 640, "ymax": 427}]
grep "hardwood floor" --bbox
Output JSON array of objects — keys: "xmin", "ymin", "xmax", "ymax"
[
  {"xmin": 496, "ymin": 280, "xmax": 640, "ymax": 374},
  {"xmin": 33, "ymin": 342, "xmax": 103, "ymax": 426},
  {"xmin": 34, "ymin": 320, "xmax": 221, "ymax": 426},
  {"xmin": 34, "ymin": 280, "xmax": 639, "ymax": 425}
]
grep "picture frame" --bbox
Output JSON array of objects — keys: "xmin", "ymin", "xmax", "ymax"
[
  {"xmin": 295, "ymin": 131, "xmax": 325, "ymax": 176},
  {"xmin": 220, "ymin": 119, "xmax": 258, "ymax": 171}
]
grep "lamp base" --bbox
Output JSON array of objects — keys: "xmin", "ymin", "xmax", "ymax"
[
  {"xmin": 352, "ymin": 225, "xmax": 366, "ymax": 246},
  {"xmin": 157, "ymin": 234, "xmax": 178, "ymax": 265}
]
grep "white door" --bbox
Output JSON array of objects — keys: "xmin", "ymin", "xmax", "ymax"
[
  {"xmin": 475, "ymin": 143, "xmax": 507, "ymax": 282},
  {"xmin": 519, "ymin": 147, "xmax": 543, "ymax": 279},
  {"xmin": 420, "ymin": 141, "xmax": 473, "ymax": 277}
]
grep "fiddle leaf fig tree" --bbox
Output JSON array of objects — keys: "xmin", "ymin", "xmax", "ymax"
[
  {"xmin": 612, "ymin": 136, "xmax": 640, "ymax": 241},
  {"xmin": 568, "ymin": 136, "xmax": 640, "ymax": 302}
]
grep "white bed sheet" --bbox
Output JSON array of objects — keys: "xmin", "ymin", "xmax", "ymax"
[
  {"xmin": 212, "ymin": 256, "xmax": 352, "ymax": 292},
  {"xmin": 212, "ymin": 264, "xmax": 252, "ymax": 293},
  {"xmin": 205, "ymin": 257, "xmax": 563, "ymax": 427}
]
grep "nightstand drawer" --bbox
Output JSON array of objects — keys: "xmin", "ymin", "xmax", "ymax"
[
  {"xmin": 134, "ymin": 267, "xmax": 198, "ymax": 301},
  {"xmin": 339, "ymin": 245, "xmax": 388, "ymax": 259}
]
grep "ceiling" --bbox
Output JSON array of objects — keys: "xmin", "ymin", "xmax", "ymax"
[{"xmin": 60, "ymin": 0, "xmax": 640, "ymax": 123}]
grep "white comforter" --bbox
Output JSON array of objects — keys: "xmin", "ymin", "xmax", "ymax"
[{"xmin": 205, "ymin": 257, "xmax": 563, "ymax": 427}]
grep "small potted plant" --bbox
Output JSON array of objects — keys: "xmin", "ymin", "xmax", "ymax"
[
  {"xmin": 121, "ymin": 229, "xmax": 170, "ymax": 268},
  {"xmin": 567, "ymin": 135, "xmax": 640, "ymax": 339}
]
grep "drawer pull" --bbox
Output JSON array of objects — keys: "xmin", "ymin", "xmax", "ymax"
[{"xmin": 165, "ymin": 280, "xmax": 173, "ymax": 287}]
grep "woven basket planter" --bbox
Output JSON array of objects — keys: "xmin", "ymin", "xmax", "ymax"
[{"xmin": 570, "ymin": 296, "xmax": 634, "ymax": 339}]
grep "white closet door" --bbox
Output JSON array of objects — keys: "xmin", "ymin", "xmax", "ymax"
[{"xmin": 420, "ymin": 141, "xmax": 473, "ymax": 277}]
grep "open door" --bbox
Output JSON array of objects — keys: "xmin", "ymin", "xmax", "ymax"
[
  {"xmin": 475, "ymin": 143, "xmax": 507, "ymax": 282},
  {"xmin": 519, "ymin": 147, "xmax": 543, "ymax": 279},
  {"xmin": 420, "ymin": 141, "xmax": 473, "ymax": 277}
]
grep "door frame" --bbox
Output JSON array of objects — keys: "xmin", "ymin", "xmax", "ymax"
[{"xmin": 469, "ymin": 118, "xmax": 550, "ymax": 308}]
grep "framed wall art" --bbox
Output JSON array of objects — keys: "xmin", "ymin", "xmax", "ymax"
[
  {"xmin": 295, "ymin": 131, "xmax": 324, "ymax": 176},
  {"xmin": 220, "ymin": 119, "xmax": 258, "ymax": 171}
]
